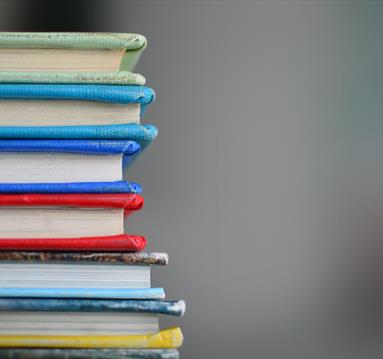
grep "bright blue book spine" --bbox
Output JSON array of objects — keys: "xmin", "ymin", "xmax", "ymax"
[
  {"xmin": 0, "ymin": 140, "xmax": 140, "ymax": 155},
  {"xmin": 0, "ymin": 84, "xmax": 155, "ymax": 106},
  {"xmin": 0, "ymin": 288, "xmax": 165, "ymax": 300},
  {"xmin": 0, "ymin": 181, "xmax": 142, "ymax": 194},
  {"xmin": 0, "ymin": 299, "xmax": 185, "ymax": 316},
  {"xmin": 0, "ymin": 124, "xmax": 158, "ymax": 148}
]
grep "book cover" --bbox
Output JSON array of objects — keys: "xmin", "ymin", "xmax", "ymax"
[
  {"xmin": 0, "ymin": 193, "xmax": 144, "ymax": 214},
  {"xmin": 0, "ymin": 71, "xmax": 146, "ymax": 85},
  {"xmin": 0, "ymin": 124, "xmax": 158, "ymax": 148},
  {"xmin": 0, "ymin": 181, "xmax": 142, "ymax": 194},
  {"xmin": 0, "ymin": 234, "xmax": 146, "ymax": 251},
  {"xmin": 0, "ymin": 139, "xmax": 140, "ymax": 154},
  {"xmin": 0, "ymin": 327, "xmax": 183, "ymax": 349},
  {"xmin": 0, "ymin": 348, "xmax": 180, "ymax": 359},
  {"xmin": 0, "ymin": 32, "xmax": 147, "ymax": 71},
  {"xmin": 0, "ymin": 84, "xmax": 155, "ymax": 111},
  {"xmin": 0, "ymin": 251, "xmax": 168, "ymax": 265},
  {"xmin": 0, "ymin": 288, "xmax": 165, "ymax": 300},
  {"xmin": 0, "ymin": 299, "xmax": 185, "ymax": 316}
]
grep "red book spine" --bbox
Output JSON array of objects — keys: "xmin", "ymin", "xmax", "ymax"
[
  {"xmin": 0, "ymin": 234, "xmax": 146, "ymax": 252},
  {"xmin": 0, "ymin": 194, "xmax": 144, "ymax": 212}
]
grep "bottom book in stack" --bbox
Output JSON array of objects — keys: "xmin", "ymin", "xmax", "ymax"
[{"xmin": 0, "ymin": 251, "xmax": 184, "ymax": 358}]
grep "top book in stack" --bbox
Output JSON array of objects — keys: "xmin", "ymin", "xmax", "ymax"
[{"xmin": 0, "ymin": 32, "xmax": 146, "ymax": 79}]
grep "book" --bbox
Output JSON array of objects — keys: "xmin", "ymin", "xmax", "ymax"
[
  {"xmin": 0, "ymin": 84, "xmax": 155, "ymax": 126},
  {"xmin": 0, "ymin": 140, "xmax": 141, "ymax": 185},
  {"xmin": 0, "ymin": 300, "xmax": 185, "ymax": 335},
  {"xmin": 0, "ymin": 349, "xmax": 180, "ymax": 359},
  {"xmin": 0, "ymin": 327, "xmax": 183, "ymax": 348},
  {"xmin": 0, "ymin": 193, "xmax": 143, "ymax": 239},
  {"xmin": 0, "ymin": 254, "xmax": 168, "ymax": 288},
  {"xmin": 0, "ymin": 32, "xmax": 147, "ymax": 72},
  {"xmin": 0, "ymin": 71, "xmax": 146, "ymax": 85}
]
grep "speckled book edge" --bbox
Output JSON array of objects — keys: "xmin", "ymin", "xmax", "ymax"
[
  {"xmin": 0, "ymin": 348, "xmax": 180, "ymax": 359},
  {"xmin": 0, "ymin": 71, "xmax": 146, "ymax": 85},
  {"xmin": 0, "ymin": 252, "xmax": 169, "ymax": 265}
]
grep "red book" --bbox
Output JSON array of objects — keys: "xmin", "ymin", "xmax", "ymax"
[{"xmin": 0, "ymin": 194, "xmax": 146, "ymax": 252}]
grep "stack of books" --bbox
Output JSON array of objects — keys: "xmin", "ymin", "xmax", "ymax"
[{"xmin": 0, "ymin": 33, "xmax": 184, "ymax": 359}]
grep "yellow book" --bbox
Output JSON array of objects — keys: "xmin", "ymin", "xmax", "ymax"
[{"xmin": 0, "ymin": 327, "xmax": 183, "ymax": 349}]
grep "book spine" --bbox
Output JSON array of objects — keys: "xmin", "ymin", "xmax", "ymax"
[
  {"xmin": 0, "ymin": 234, "xmax": 146, "ymax": 252},
  {"xmin": 0, "ymin": 299, "xmax": 186, "ymax": 316},
  {"xmin": 0, "ymin": 251, "xmax": 168, "ymax": 265}
]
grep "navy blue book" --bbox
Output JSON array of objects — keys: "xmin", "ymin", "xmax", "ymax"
[{"xmin": 0, "ymin": 140, "xmax": 143, "ymax": 193}]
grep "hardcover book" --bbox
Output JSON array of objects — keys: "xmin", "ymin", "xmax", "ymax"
[
  {"xmin": 0, "ymin": 250, "xmax": 170, "ymax": 300},
  {"xmin": 0, "ymin": 32, "xmax": 147, "ymax": 72},
  {"xmin": 0, "ymin": 300, "xmax": 185, "ymax": 335},
  {"xmin": 0, "ymin": 194, "xmax": 144, "ymax": 249},
  {"xmin": 0, "ymin": 84, "xmax": 155, "ymax": 126},
  {"xmin": 0, "ymin": 139, "xmax": 143, "ymax": 188}
]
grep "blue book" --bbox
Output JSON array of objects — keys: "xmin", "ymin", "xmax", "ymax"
[
  {"xmin": 0, "ymin": 288, "xmax": 165, "ymax": 300},
  {"xmin": 0, "ymin": 299, "xmax": 186, "ymax": 316},
  {"xmin": 0, "ymin": 140, "xmax": 143, "ymax": 193},
  {"xmin": 0, "ymin": 85, "xmax": 157, "ymax": 144}
]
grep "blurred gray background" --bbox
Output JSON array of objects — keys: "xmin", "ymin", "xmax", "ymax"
[{"xmin": 3, "ymin": 1, "xmax": 383, "ymax": 358}]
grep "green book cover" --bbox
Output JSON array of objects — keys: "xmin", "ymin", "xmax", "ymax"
[{"xmin": 0, "ymin": 71, "xmax": 146, "ymax": 85}]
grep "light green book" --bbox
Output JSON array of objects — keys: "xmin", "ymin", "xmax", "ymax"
[{"xmin": 0, "ymin": 32, "xmax": 147, "ymax": 73}]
